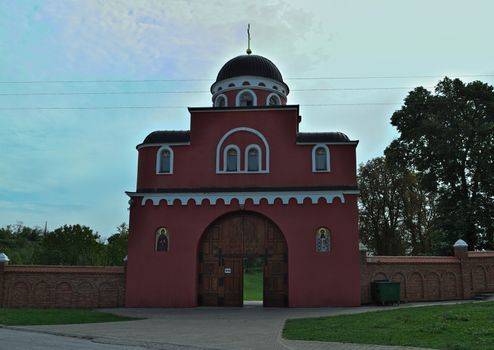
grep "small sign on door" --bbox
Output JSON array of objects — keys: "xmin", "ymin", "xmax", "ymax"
[{"xmin": 224, "ymin": 267, "xmax": 232, "ymax": 274}]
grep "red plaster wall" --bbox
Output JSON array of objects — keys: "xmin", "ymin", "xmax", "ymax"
[
  {"xmin": 125, "ymin": 195, "xmax": 361, "ymax": 307},
  {"xmin": 136, "ymin": 108, "xmax": 357, "ymax": 190}
]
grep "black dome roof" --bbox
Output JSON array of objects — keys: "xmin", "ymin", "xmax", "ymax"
[{"xmin": 215, "ymin": 54, "xmax": 285, "ymax": 84}]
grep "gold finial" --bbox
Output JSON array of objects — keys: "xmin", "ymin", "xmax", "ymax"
[{"xmin": 246, "ymin": 24, "xmax": 252, "ymax": 55}]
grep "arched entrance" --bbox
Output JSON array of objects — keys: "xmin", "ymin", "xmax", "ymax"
[{"xmin": 198, "ymin": 211, "xmax": 288, "ymax": 307}]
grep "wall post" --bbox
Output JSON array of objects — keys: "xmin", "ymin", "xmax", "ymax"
[
  {"xmin": 453, "ymin": 240, "xmax": 471, "ymax": 299},
  {"xmin": 0, "ymin": 253, "xmax": 10, "ymax": 307}
]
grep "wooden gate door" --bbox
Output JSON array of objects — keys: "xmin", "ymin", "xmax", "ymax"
[{"xmin": 198, "ymin": 212, "xmax": 287, "ymax": 307}]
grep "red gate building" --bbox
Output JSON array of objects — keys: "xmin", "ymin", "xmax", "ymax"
[{"xmin": 125, "ymin": 53, "xmax": 361, "ymax": 307}]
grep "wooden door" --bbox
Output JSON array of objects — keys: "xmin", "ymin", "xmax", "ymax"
[{"xmin": 198, "ymin": 212, "xmax": 288, "ymax": 307}]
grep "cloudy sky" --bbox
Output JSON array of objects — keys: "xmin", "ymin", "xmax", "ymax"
[{"xmin": 1, "ymin": 0, "xmax": 493, "ymax": 239}]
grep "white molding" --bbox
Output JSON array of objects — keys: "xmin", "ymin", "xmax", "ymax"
[
  {"xmin": 296, "ymin": 141, "xmax": 358, "ymax": 146},
  {"xmin": 245, "ymin": 144, "xmax": 262, "ymax": 172},
  {"xmin": 312, "ymin": 144, "xmax": 330, "ymax": 173},
  {"xmin": 137, "ymin": 142, "xmax": 190, "ymax": 150},
  {"xmin": 214, "ymin": 94, "xmax": 228, "ymax": 107},
  {"xmin": 223, "ymin": 144, "xmax": 241, "ymax": 172},
  {"xmin": 129, "ymin": 190, "xmax": 359, "ymax": 206},
  {"xmin": 211, "ymin": 76, "xmax": 289, "ymax": 99},
  {"xmin": 235, "ymin": 89, "xmax": 257, "ymax": 107},
  {"xmin": 156, "ymin": 145, "xmax": 174, "ymax": 175},
  {"xmin": 266, "ymin": 92, "xmax": 281, "ymax": 105},
  {"xmin": 215, "ymin": 127, "xmax": 270, "ymax": 173}
]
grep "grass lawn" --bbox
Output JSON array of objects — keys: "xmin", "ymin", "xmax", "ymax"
[
  {"xmin": 244, "ymin": 270, "xmax": 263, "ymax": 301},
  {"xmin": 283, "ymin": 301, "xmax": 494, "ymax": 350},
  {"xmin": 0, "ymin": 308, "xmax": 138, "ymax": 326}
]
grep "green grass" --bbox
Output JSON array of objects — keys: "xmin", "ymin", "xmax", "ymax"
[
  {"xmin": 0, "ymin": 308, "xmax": 138, "ymax": 326},
  {"xmin": 283, "ymin": 302, "xmax": 494, "ymax": 350},
  {"xmin": 244, "ymin": 270, "xmax": 263, "ymax": 301}
]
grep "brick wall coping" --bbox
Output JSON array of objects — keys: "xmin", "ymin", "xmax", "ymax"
[
  {"xmin": 4, "ymin": 265, "xmax": 125, "ymax": 274},
  {"xmin": 366, "ymin": 256, "xmax": 459, "ymax": 264},
  {"xmin": 468, "ymin": 251, "xmax": 494, "ymax": 258}
]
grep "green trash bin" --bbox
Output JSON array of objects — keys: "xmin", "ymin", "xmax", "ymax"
[{"xmin": 371, "ymin": 280, "xmax": 400, "ymax": 306}]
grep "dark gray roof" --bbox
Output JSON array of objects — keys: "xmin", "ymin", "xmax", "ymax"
[
  {"xmin": 216, "ymin": 55, "xmax": 285, "ymax": 86},
  {"xmin": 296, "ymin": 132, "xmax": 351, "ymax": 143},
  {"xmin": 142, "ymin": 131, "xmax": 190, "ymax": 144}
]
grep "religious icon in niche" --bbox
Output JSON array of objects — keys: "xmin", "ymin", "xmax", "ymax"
[
  {"xmin": 155, "ymin": 227, "xmax": 169, "ymax": 252},
  {"xmin": 315, "ymin": 227, "xmax": 330, "ymax": 252}
]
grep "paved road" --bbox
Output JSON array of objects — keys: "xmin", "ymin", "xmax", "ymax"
[
  {"xmin": 11, "ymin": 302, "xmax": 447, "ymax": 350},
  {"xmin": 0, "ymin": 328, "xmax": 150, "ymax": 350}
]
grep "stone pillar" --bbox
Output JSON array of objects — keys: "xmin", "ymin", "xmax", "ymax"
[
  {"xmin": 0, "ymin": 253, "xmax": 10, "ymax": 307},
  {"xmin": 453, "ymin": 240, "xmax": 471, "ymax": 300}
]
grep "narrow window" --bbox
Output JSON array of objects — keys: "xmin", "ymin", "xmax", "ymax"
[
  {"xmin": 247, "ymin": 148, "xmax": 259, "ymax": 171},
  {"xmin": 239, "ymin": 91, "xmax": 254, "ymax": 106},
  {"xmin": 267, "ymin": 94, "xmax": 280, "ymax": 106},
  {"xmin": 226, "ymin": 148, "xmax": 238, "ymax": 171},
  {"xmin": 215, "ymin": 95, "xmax": 227, "ymax": 107},
  {"xmin": 315, "ymin": 147, "xmax": 327, "ymax": 171},
  {"xmin": 160, "ymin": 149, "xmax": 171, "ymax": 173}
]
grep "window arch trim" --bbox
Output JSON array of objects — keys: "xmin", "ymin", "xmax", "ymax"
[
  {"xmin": 235, "ymin": 89, "xmax": 257, "ymax": 107},
  {"xmin": 214, "ymin": 94, "xmax": 228, "ymax": 107},
  {"xmin": 266, "ymin": 93, "xmax": 281, "ymax": 105},
  {"xmin": 216, "ymin": 127, "xmax": 270, "ymax": 174},
  {"xmin": 312, "ymin": 144, "xmax": 330, "ymax": 172},
  {"xmin": 223, "ymin": 144, "xmax": 241, "ymax": 172},
  {"xmin": 245, "ymin": 144, "xmax": 262, "ymax": 172},
  {"xmin": 156, "ymin": 145, "xmax": 174, "ymax": 175}
]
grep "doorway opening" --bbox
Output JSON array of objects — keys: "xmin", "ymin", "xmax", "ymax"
[
  {"xmin": 198, "ymin": 211, "xmax": 288, "ymax": 307},
  {"xmin": 243, "ymin": 256, "xmax": 264, "ymax": 304}
]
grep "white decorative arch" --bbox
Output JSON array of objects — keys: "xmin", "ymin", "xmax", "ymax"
[
  {"xmin": 216, "ymin": 127, "xmax": 270, "ymax": 174},
  {"xmin": 156, "ymin": 145, "xmax": 174, "ymax": 174},
  {"xmin": 214, "ymin": 94, "xmax": 228, "ymax": 107},
  {"xmin": 223, "ymin": 144, "xmax": 241, "ymax": 172},
  {"xmin": 235, "ymin": 89, "xmax": 257, "ymax": 107},
  {"xmin": 266, "ymin": 92, "xmax": 281, "ymax": 106},
  {"xmin": 312, "ymin": 144, "xmax": 330, "ymax": 172},
  {"xmin": 244, "ymin": 144, "xmax": 262, "ymax": 172}
]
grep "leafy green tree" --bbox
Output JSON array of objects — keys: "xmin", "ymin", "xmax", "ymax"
[
  {"xmin": 34, "ymin": 224, "xmax": 105, "ymax": 265},
  {"xmin": 386, "ymin": 78, "xmax": 494, "ymax": 251},
  {"xmin": 358, "ymin": 157, "xmax": 437, "ymax": 255},
  {"xmin": 105, "ymin": 223, "xmax": 128, "ymax": 266},
  {"xmin": 0, "ymin": 223, "xmax": 43, "ymax": 264}
]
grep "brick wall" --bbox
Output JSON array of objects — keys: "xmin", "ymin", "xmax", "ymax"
[
  {"xmin": 360, "ymin": 249, "xmax": 494, "ymax": 304},
  {"xmin": 0, "ymin": 264, "xmax": 125, "ymax": 308}
]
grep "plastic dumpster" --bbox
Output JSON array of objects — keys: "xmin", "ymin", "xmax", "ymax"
[{"xmin": 371, "ymin": 280, "xmax": 400, "ymax": 305}]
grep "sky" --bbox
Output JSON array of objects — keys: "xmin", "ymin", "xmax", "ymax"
[{"xmin": 0, "ymin": 0, "xmax": 493, "ymax": 239}]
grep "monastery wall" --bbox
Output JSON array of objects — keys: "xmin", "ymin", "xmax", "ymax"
[{"xmin": 0, "ymin": 264, "xmax": 125, "ymax": 308}]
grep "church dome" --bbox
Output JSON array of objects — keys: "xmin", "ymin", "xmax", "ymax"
[
  {"xmin": 210, "ymin": 53, "xmax": 289, "ymax": 107},
  {"xmin": 215, "ymin": 54, "xmax": 285, "ymax": 85}
]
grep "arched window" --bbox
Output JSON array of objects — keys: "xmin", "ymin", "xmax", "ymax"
[
  {"xmin": 224, "ymin": 145, "xmax": 240, "ymax": 172},
  {"xmin": 267, "ymin": 93, "xmax": 280, "ymax": 106},
  {"xmin": 156, "ymin": 146, "xmax": 173, "ymax": 174},
  {"xmin": 214, "ymin": 94, "xmax": 227, "ymax": 107},
  {"xmin": 236, "ymin": 89, "xmax": 257, "ymax": 106},
  {"xmin": 156, "ymin": 227, "xmax": 169, "ymax": 252},
  {"xmin": 312, "ymin": 144, "xmax": 330, "ymax": 172},
  {"xmin": 315, "ymin": 227, "xmax": 330, "ymax": 252},
  {"xmin": 245, "ymin": 145, "xmax": 261, "ymax": 172}
]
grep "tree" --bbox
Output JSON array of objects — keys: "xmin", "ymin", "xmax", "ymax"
[
  {"xmin": 385, "ymin": 78, "xmax": 494, "ymax": 251},
  {"xmin": 0, "ymin": 222, "xmax": 43, "ymax": 264},
  {"xmin": 105, "ymin": 223, "xmax": 128, "ymax": 265},
  {"xmin": 358, "ymin": 157, "xmax": 437, "ymax": 255},
  {"xmin": 34, "ymin": 224, "xmax": 105, "ymax": 265}
]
